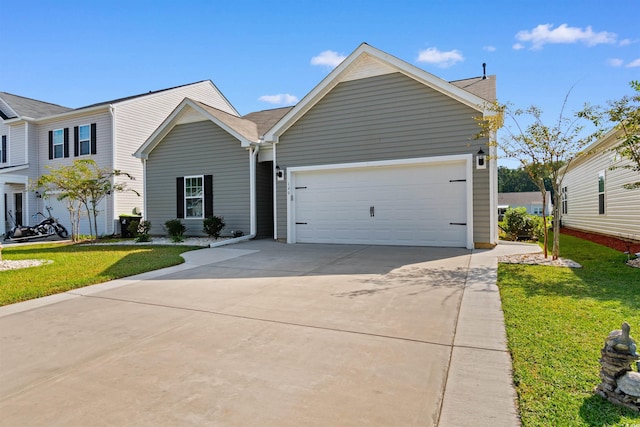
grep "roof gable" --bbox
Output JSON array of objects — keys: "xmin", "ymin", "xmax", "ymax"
[
  {"xmin": 135, "ymin": 98, "xmax": 258, "ymax": 159},
  {"xmin": 264, "ymin": 43, "xmax": 494, "ymax": 141}
]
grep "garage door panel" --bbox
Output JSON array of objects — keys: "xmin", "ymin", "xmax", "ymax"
[{"xmin": 292, "ymin": 161, "xmax": 468, "ymax": 247}]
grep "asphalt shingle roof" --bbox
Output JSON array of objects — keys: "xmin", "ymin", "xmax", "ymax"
[
  {"xmin": 242, "ymin": 107, "xmax": 294, "ymax": 136},
  {"xmin": 0, "ymin": 92, "xmax": 72, "ymax": 119}
]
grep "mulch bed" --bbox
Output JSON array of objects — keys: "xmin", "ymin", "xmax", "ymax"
[{"xmin": 560, "ymin": 227, "xmax": 640, "ymax": 254}]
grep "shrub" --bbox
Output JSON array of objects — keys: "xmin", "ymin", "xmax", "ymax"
[
  {"xmin": 164, "ymin": 219, "xmax": 185, "ymax": 242},
  {"xmin": 203, "ymin": 216, "xmax": 225, "ymax": 239},
  {"xmin": 128, "ymin": 219, "xmax": 152, "ymax": 242},
  {"xmin": 501, "ymin": 207, "xmax": 543, "ymax": 241}
]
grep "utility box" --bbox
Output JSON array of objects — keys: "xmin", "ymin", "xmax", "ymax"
[{"xmin": 119, "ymin": 215, "xmax": 142, "ymax": 238}]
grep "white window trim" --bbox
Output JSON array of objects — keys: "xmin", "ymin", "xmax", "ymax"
[
  {"xmin": 184, "ymin": 175, "xmax": 204, "ymax": 219},
  {"xmin": 78, "ymin": 124, "xmax": 91, "ymax": 156},
  {"xmin": 598, "ymin": 170, "xmax": 606, "ymax": 215},
  {"xmin": 53, "ymin": 128, "xmax": 64, "ymax": 158}
]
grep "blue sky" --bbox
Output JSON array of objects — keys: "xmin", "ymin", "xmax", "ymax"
[{"xmin": 3, "ymin": 0, "xmax": 638, "ymax": 149}]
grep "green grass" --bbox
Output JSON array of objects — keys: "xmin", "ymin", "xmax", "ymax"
[
  {"xmin": 499, "ymin": 234, "xmax": 640, "ymax": 426},
  {"xmin": 0, "ymin": 242, "xmax": 201, "ymax": 306}
]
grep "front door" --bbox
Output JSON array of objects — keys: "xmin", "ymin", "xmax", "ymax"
[{"xmin": 14, "ymin": 193, "xmax": 23, "ymax": 226}]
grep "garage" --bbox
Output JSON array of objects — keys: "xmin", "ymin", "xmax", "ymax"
[{"xmin": 287, "ymin": 156, "xmax": 472, "ymax": 248}]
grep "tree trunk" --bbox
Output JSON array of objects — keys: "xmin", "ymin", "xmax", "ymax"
[
  {"xmin": 552, "ymin": 190, "xmax": 562, "ymax": 260},
  {"xmin": 542, "ymin": 196, "xmax": 548, "ymax": 258}
]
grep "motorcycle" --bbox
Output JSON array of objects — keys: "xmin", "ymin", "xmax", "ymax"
[{"xmin": 4, "ymin": 206, "xmax": 69, "ymax": 242}]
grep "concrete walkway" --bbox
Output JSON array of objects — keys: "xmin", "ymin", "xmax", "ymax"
[{"xmin": 0, "ymin": 240, "xmax": 540, "ymax": 426}]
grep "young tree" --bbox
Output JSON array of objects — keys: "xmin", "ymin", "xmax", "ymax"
[
  {"xmin": 35, "ymin": 159, "xmax": 138, "ymax": 242},
  {"xmin": 580, "ymin": 80, "xmax": 640, "ymax": 190},
  {"xmin": 478, "ymin": 94, "xmax": 600, "ymax": 259}
]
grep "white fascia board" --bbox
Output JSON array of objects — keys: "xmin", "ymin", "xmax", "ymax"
[{"xmin": 264, "ymin": 43, "xmax": 487, "ymax": 142}]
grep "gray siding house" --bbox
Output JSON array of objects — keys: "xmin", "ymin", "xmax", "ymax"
[
  {"xmin": 134, "ymin": 99, "xmax": 289, "ymax": 238},
  {"xmin": 0, "ymin": 81, "xmax": 234, "ymax": 237},
  {"xmin": 137, "ymin": 43, "xmax": 498, "ymax": 249},
  {"xmin": 265, "ymin": 43, "xmax": 498, "ymax": 249}
]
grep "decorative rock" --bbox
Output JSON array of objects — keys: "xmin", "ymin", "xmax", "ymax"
[
  {"xmin": 617, "ymin": 372, "xmax": 640, "ymax": 397},
  {"xmin": 595, "ymin": 322, "xmax": 640, "ymax": 412}
]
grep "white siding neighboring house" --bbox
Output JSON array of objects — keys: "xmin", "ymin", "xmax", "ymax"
[
  {"xmin": 498, "ymin": 191, "xmax": 552, "ymax": 220},
  {"xmin": 560, "ymin": 129, "xmax": 640, "ymax": 242},
  {"xmin": 0, "ymin": 81, "xmax": 235, "ymax": 237}
]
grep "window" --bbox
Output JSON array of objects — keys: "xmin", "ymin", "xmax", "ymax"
[
  {"xmin": 176, "ymin": 175, "xmax": 213, "ymax": 219},
  {"xmin": 185, "ymin": 176, "xmax": 204, "ymax": 218},
  {"xmin": 533, "ymin": 206, "xmax": 543, "ymax": 216},
  {"xmin": 53, "ymin": 129, "xmax": 64, "ymax": 158},
  {"xmin": 598, "ymin": 171, "xmax": 605, "ymax": 215},
  {"xmin": 1, "ymin": 135, "xmax": 6, "ymax": 163},
  {"xmin": 49, "ymin": 128, "xmax": 69, "ymax": 159},
  {"xmin": 561, "ymin": 186, "xmax": 568, "ymax": 215},
  {"xmin": 79, "ymin": 125, "xmax": 91, "ymax": 155},
  {"xmin": 74, "ymin": 123, "xmax": 96, "ymax": 156}
]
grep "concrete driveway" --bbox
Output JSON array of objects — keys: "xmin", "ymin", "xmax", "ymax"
[{"xmin": 0, "ymin": 240, "xmax": 539, "ymax": 426}]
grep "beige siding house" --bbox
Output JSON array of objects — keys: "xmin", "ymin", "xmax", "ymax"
[
  {"xmin": 1, "ymin": 81, "xmax": 234, "ymax": 237},
  {"xmin": 561, "ymin": 129, "xmax": 640, "ymax": 242}
]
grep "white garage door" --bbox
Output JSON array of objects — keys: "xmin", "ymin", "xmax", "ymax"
[{"xmin": 291, "ymin": 160, "xmax": 469, "ymax": 247}]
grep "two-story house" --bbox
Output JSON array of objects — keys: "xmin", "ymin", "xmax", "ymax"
[{"xmin": 1, "ymin": 81, "xmax": 235, "ymax": 237}]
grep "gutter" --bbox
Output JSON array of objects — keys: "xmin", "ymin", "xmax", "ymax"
[{"xmin": 209, "ymin": 142, "xmax": 260, "ymax": 248}]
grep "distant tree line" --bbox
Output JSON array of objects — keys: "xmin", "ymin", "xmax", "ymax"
[{"xmin": 498, "ymin": 166, "xmax": 553, "ymax": 193}]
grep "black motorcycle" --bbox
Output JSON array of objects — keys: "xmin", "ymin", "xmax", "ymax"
[{"xmin": 4, "ymin": 206, "xmax": 69, "ymax": 242}]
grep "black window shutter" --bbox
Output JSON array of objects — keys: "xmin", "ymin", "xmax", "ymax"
[
  {"xmin": 63, "ymin": 128, "xmax": 70, "ymax": 158},
  {"xmin": 204, "ymin": 175, "xmax": 213, "ymax": 217},
  {"xmin": 73, "ymin": 126, "xmax": 79, "ymax": 157},
  {"xmin": 176, "ymin": 177, "xmax": 185, "ymax": 219},
  {"xmin": 48, "ymin": 131, "xmax": 53, "ymax": 159},
  {"xmin": 90, "ymin": 123, "xmax": 97, "ymax": 154},
  {"xmin": 1, "ymin": 135, "xmax": 6, "ymax": 163}
]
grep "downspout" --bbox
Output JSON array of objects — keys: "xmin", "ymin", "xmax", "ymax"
[
  {"xmin": 209, "ymin": 143, "xmax": 259, "ymax": 247},
  {"xmin": 142, "ymin": 158, "xmax": 147, "ymax": 221},
  {"xmin": 109, "ymin": 105, "xmax": 117, "ymax": 234}
]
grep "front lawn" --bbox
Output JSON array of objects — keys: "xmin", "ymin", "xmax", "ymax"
[
  {"xmin": 499, "ymin": 234, "xmax": 640, "ymax": 426},
  {"xmin": 0, "ymin": 242, "xmax": 200, "ymax": 306}
]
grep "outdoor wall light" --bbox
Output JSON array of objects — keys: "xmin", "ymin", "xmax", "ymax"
[
  {"xmin": 476, "ymin": 148, "xmax": 486, "ymax": 169},
  {"xmin": 275, "ymin": 165, "xmax": 285, "ymax": 181},
  {"xmin": 35, "ymin": 191, "xmax": 42, "ymax": 198}
]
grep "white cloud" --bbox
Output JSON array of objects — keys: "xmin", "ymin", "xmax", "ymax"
[
  {"xmin": 626, "ymin": 58, "xmax": 640, "ymax": 68},
  {"xmin": 416, "ymin": 47, "xmax": 464, "ymax": 68},
  {"xmin": 515, "ymin": 23, "xmax": 617, "ymax": 50},
  {"xmin": 607, "ymin": 58, "xmax": 624, "ymax": 67},
  {"xmin": 258, "ymin": 94, "xmax": 299, "ymax": 105},
  {"xmin": 512, "ymin": 43, "xmax": 525, "ymax": 51},
  {"xmin": 483, "ymin": 45, "xmax": 497, "ymax": 52},
  {"xmin": 619, "ymin": 38, "xmax": 632, "ymax": 46},
  {"xmin": 310, "ymin": 50, "xmax": 346, "ymax": 68}
]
